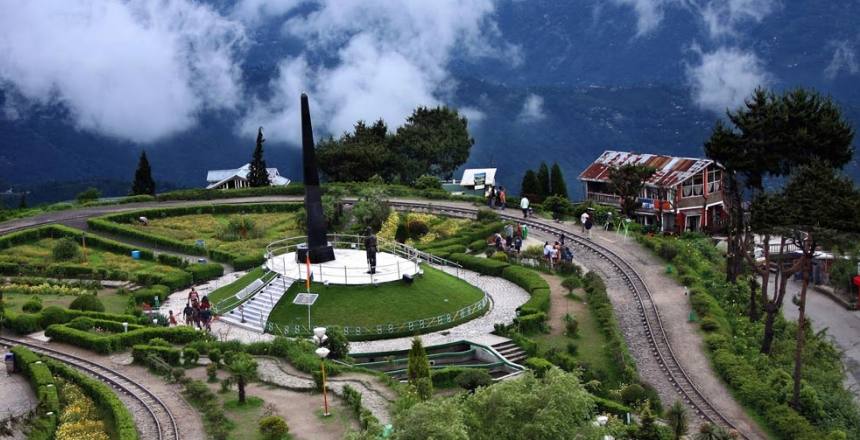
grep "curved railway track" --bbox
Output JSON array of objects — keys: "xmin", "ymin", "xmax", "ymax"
[
  {"xmin": 0, "ymin": 336, "xmax": 179, "ymax": 440},
  {"xmin": 389, "ymin": 201, "xmax": 747, "ymax": 437},
  {"xmin": 0, "ymin": 196, "xmax": 747, "ymax": 437}
]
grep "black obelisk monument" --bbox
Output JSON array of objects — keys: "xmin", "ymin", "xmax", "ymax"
[{"xmin": 297, "ymin": 93, "xmax": 335, "ymax": 264}]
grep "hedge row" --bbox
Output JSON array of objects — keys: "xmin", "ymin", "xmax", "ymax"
[
  {"xmin": 418, "ymin": 221, "xmax": 504, "ymax": 252},
  {"xmin": 514, "ymin": 311, "xmax": 547, "ymax": 334},
  {"xmin": 132, "ymin": 284, "xmax": 171, "ymax": 305},
  {"xmin": 186, "ymin": 263, "xmax": 224, "ymax": 283},
  {"xmin": 0, "ymin": 224, "xmax": 150, "ymax": 261},
  {"xmin": 132, "ymin": 344, "xmax": 181, "ymax": 366},
  {"xmin": 67, "ymin": 316, "xmax": 144, "ymax": 333},
  {"xmin": 3, "ymin": 307, "xmax": 140, "ymax": 335},
  {"xmin": 342, "ymin": 384, "xmax": 383, "ymax": 435},
  {"xmin": 45, "ymin": 325, "xmax": 201, "ymax": 354},
  {"xmin": 583, "ymin": 272, "xmax": 637, "ymax": 383},
  {"xmin": 44, "ymin": 358, "xmax": 138, "ymax": 440},
  {"xmin": 156, "ymin": 185, "xmax": 305, "ymax": 201},
  {"xmin": 427, "ymin": 244, "xmax": 466, "ymax": 256},
  {"xmin": 184, "ymin": 336, "xmax": 343, "ymax": 377},
  {"xmin": 447, "ymin": 253, "xmax": 509, "ymax": 276},
  {"xmin": 10, "ymin": 346, "xmax": 58, "ymax": 440}
]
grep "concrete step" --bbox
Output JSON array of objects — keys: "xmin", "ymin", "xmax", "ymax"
[{"xmin": 219, "ymin": 316, "xmax": 263, "ymax": 332}]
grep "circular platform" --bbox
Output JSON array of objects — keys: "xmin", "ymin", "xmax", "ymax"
[{"xmin": 266, "ymin": 248, "xmax": 421, "ymax": 285}]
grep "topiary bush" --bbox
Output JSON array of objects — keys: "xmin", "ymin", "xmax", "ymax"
[
  {"xmin": 455, "ymin": 369, "xmax": 493, "ymax": 392},
  {"xmin": 22, "ymin": 296, "xmax": 43, "ymax": 313},
  {"xmin": 183, "ymin": 347, "xmax": 200, "ymax": 367},
  {"xmin": 621, "ymin": 383, "xmax": 646, "ymax": 407},
  {"xmin": 524, "ymin": 357, "xmax": 553, "ymax": 378},
  {"xmin": 258, "ymin": 415, "xmax": 289, "ymax": 440},
  {"xmin": 69, "ymin": 294, "xmax": 105, "ymax": 312},
  {"xmin": 52, "ymin": 238, "xmax": 81, "ymax": 261}
]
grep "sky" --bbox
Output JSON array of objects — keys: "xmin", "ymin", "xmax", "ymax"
[{"xmin": 0, "ymin": 0, "xmax": 851, "ymax": 148}]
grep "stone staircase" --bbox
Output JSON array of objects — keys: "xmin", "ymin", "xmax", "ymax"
[
  {"xmin": 492, "ymin": 340, "xmax": 528, "ymax": 365},
  {"xmin": 218, "ymin": 275, "xmax": 295, "ymax": 332}
]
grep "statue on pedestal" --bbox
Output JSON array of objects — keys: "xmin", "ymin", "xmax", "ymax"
[{"xmin": 364, "ymin": 227, "xmax": 378, "ymax": 274}]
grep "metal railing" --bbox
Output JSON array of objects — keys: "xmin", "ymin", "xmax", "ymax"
[
  {"xmin": 264, "ymin": 293, "xmax": 488, "ymax": 337},
  {"xmin": 264, "ymin": 233, "xmax": 464, "ymax": 282},
  {"xmin": 212, "ymin": 271, "xmax": 277, "ymax": 314},
  {"xmin": 586, "ymin": 192, "xmax": 621, "ymax": 205}
]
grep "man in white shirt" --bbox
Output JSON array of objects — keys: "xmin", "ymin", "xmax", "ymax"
[
  {"xmin": 520, "ymin": 196, "xmax": 530, "ymax": 218},
  {"xmin": 580, "ymin": 211, "xmax": 589, "ymax": 233}
]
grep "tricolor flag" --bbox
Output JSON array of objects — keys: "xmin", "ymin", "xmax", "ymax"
[{"xmin": 305, "ymin": 254, "xmax": 311, "ymax": 291}]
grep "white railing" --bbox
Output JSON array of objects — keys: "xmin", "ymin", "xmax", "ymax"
[
  {"xmin": 264, "ymin": 234, "xmax": 464, "ymax": 282},
  {"xmin": 586, "ymin": 192, "xmax": 621, "ymax": 205}
]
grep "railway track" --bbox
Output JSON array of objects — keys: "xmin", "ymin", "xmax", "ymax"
[
  {"xmin": 0, "ymin": 336, "xmax": 179, "ymax": 440},
  {"xmin": 389, "ymin": 201, "xmax": 747, "ymax": 437},
  {"xmin": 0, "ymin": 196, "xmax": 746, "ymax": 437}
]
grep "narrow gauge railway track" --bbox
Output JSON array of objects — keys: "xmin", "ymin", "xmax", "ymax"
[
  {"xmin": 389, "ymin": 201, "xmax": 747, "ymax": 438},
  {"xmin": 0, "ymin": 336, "xmax": 178, "ymax": 440}
]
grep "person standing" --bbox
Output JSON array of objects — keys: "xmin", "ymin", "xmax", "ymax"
[
  {"xmin": 364, "ymin": 227, "xmax": 378, "ymax": 274},
  {"xmin": 168, "ymin": 310, "xmax": 177, "ymax": 326},
  {"xmin": 499, "ymin": 187, "xmax": 507, "ymax": 210},
  {"xmin": 515, "ymin": 223, "xmax": 523, "ymax": 239},
  {"xmin": 585, "ymin": 215, "xmax": 593, "ymax": 239},
  {"xmin": 522, "ymin": 224, "xmax": 529, "ymax": 240},
  {"xmin": 520, "ymin": 196, "xmax": 530, "ymax": 218},
  {"xmin": 580, "ymin": 211, "xmax": 590, "ymax": 234},
  {"xmin": 514, "ymin": 236, "xmax": 522, "ymax": 254},
  {"xmin": 183, "ymin": 303, "xmax": 193, "ymax": 325}
]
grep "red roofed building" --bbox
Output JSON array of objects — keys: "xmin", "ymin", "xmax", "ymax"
[{"xmin": 578, "ymin": 150, "xmax": 726, "ymax": 233}]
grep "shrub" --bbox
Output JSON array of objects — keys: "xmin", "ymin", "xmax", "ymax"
[
  {"xmin": 561, "ymin": 276, "xmax": 582, "ymax": 293},
  {"xmin": 447, "ymin": 253, "xmax": 509, "ymax": 276},
  {"xmin": 502, "ymin": 266, "xmax": 549, "ymax": 293},
  {"xmin": 700, "ymin": 317, "xmax": 721, "ymax": 332},
  {"xmin": 523, "ymin": 357, "xmax": 553, "ymax": 377},
  {"xmin": 132, "ymin": 345, "xmax": 181, "ymax": 366},
  {"xmin": 208, "ymin": 349, "xmax": 222, "ymax": 365},
  {"xmin": 515, "ymin": 312, "xmax": 547, "ymax": 334},
  {"xmin": 259, "ymin": 416, "xmax": 289, "ymax": 440},
  {"xmin": 520, "ymin": 288, "xmax": 550, "ymax": 315},
  {"xmin": 4, "ymin": 311, "xmax": 40, "ymax": 334},
  {"xmin": 467, "ymin": 239, "xmax": 487, "ymax": 253},
  {"xmin": 325, "ymin": 327, "xmax": 350, "ymax": 360},
  {"xmin": 52, "ymin": 238, "xmax": 81, "ymax": 261},
  {"xmin": 217, "ymin": 216, "xmax": 261, "ymax": 241},
  {"xmin": 455, "ymin": 369, "xmax": 493, "ymax": 392},
  {"xmin": 67, "ymin": 317, "xmax": 95, "ymax": 331},
  {"xmin": 476, "ymin": 209, "xmax": 499, "ymax": 222},
  {"xmin": 207, "ymin": 363, "xmax": 219, "ymax": 382},
  {"xmin": 69, "ymin": 295, "xmax": 105, "ymax": 312},
  {"xmin": 406, "ymin": 218, "xmax": 430, "ymax": 238},
  {"xmin": 22, "ymin": 297, "xmax": 43, "ymax": 313},
  {"xmin": 187, "ymin": 263, "xmax": 224, "ymax": 283},
  {"xmin": 491, "ymin": 251, "xmax": 507, "ymax": 262},
  {"xmin": 76, "ymin": 187, "xmax": 101, "ymax": 204},
  {"xmin": 132, "ymin": 285, "xmax": 171, "ymax": 305},
  {"xmin": 621, "ymin": 383, "xmax": 647, "ymax": 406},
  {"xmin": 414, "ymin": 174, "xmax": 442, "ymax": 191},
  {"xmin": 563, "ymin": 313, "xmax": 578, "ymax": 336},
  {"xmin": 657, "ymin": 241, "xmax": 680, "ymax": 261},
  {"xmin": 183, "ymin": 348, "xmax": 200, "ymax": 366}
]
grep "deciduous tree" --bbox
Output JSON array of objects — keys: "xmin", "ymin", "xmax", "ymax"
[{"xmin": 608, "ymin": 164, "xmax": 656, "ymax": 218}]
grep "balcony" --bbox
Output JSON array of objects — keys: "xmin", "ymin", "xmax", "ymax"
[{"xmin": 586, "ymin": 192, "xmax": 621, "ymax": 205}]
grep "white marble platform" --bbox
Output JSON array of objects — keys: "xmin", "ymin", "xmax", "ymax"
[{"xmin": 266, "ymin": 248, "xmax": 420, "ymax": 285}]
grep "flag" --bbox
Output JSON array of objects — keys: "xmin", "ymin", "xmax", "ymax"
[{"xmin": 305, "ymin": 253, "xmax": 311, "ymax": 291}]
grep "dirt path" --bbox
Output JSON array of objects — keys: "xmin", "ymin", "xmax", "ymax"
[{"xmin": 538, "ymin": 273, "xmax": 570, "ymax": 336}]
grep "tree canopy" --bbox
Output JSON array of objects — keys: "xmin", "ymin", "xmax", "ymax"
[
  {"xmin": 131, "ymin": 150, "xmax": 155, "ymax": 196},
  {"xmin": 248, "ymin": 127, "xmax": 271, "ymax": 187},
  {"xmin": 550, "ymin": 163, "xmax": 568, "ymax": 199},
  {"xmin": 520, "ymin": 170, "xmax": 540, "ymax": 201},
  {"xmin": 608, "ymin": 164, "xmax": 656, "ymax": 218},
  {"xmin": 317, "ymin": 107, "xmax": 473, "ymax": 184}
]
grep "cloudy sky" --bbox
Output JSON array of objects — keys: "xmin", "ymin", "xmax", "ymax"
[{"xmin": 0, "ymin": 0, "xmax": 850, "ymax": 147}]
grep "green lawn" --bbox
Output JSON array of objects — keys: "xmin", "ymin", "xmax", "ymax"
[
  {"xmin": 0, "ymin": 238, "xmax": 187, "ymax": 279},
  {"xmin": 3, "ymin": 289, "xmax": 130, "ymax": 315},
  {"xmin": 125, "ymin": 212, "xmax": 301, "ymax": 260},
  {"xmin": 267, "ymin": 265, "xmax": 486, "ymax": 339}
]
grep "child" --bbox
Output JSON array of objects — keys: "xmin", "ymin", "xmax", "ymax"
[{"xmin": 168, "ymin": 310, "xmax": 177, "ymax": 326}]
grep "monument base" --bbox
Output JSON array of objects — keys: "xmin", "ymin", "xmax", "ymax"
[{"xmin": 296, "ymin": 243, "xmax": 336, "ymax": 264}]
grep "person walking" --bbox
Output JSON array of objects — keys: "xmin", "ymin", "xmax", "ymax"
[
  {"xmin": 520, "ymin": 196, "xmax": 530, "ymax": 218},
  {"xmin": 183, "ymin": 303, "xmax": 193, "ymax": 325},
  {"xmin": 515, "ymin": 223, "xmax": 523, "ymax": 239},
  {"xmin": 168, "ymin": 310, "xmax": 177, "ymax": 326},
  {"xmin": 580, "ymin": 211, "xmax": 590, "ymax": 234},
  {"xmin": 585, "ymin": 215, "xmax": 593, "ymax": 239},
  {"xmin": 499, "ymin": 187, "xmax": 507, "ymax": 210},
  {"xmin": 522, "ymin": 224, "xmax": 529, "ymax": 240},
  {"xmin": 514, "ymin": 236, "xmax": 522, "ymax": 254}
]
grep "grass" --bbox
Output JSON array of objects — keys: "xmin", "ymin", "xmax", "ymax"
[
  {"xmin": 3, "ymin": 289, "xmax": 130, "ymax": 314},
  {"xmin": 208, "ymin": 267, "xmax": 270, "ymax": 307},
  {"xmin": 125, "ymin": 212, "xmax": 302, "ymax": 260},
  {"xmin": 267, "ymin": 265, "xmax": 485, "ymax": 337},
  {"xmin": 532, "ymin": 289, "xmax": 621, "ymax": 386},
  {"xmin": 0, "ymin": 238, "xmax": 187, "ymax": 278}
]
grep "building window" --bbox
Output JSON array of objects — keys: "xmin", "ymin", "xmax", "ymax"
[
  {"xmin": 707, "ymin": 169, "xmax": 721, "ymax": 193},
  {"xmin": 681, "ymin": 175, "xmax": 703, "ymax": 197},
  {"xmin": 686, "ymin": 215, "xmax": 701, "ymax": 232}
]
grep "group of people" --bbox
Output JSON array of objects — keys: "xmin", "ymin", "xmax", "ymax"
[
  {"xmin": 492, "ymin": 222, "xmax": 530, "ymax": 254},
  {"xmin": 487, "ymin": 186, "xmax": 508, "ymax": 210},
  {"xmin": 167, "ymin": 287, "xmax": 213, "ymax": 331},
  {"xmin": 543, "ymin": 239, "xmax": 574, "ymax": 264}
]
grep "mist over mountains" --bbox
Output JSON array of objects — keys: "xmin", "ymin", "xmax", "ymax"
[{"xmin": 1, "ymin": 0, "xmax": 858, "ymax": 203}]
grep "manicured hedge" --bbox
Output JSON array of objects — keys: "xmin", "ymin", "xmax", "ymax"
[
  {"xmin": 0, "ymin": 224, "xmax": 155, "ymax": 260},
  {"xmin": 447, "ymin": 253, "xmax": 509, "ymax": 276},
  {"xmin": 10, "ymin": 346, "xmax": 58, "ymax": 440},
  {"xmin": 45, "ymin": 358, "xmax": 138, "ymax": 440},
  {"xmin": 132, "ymin": 344, "xmax": 181, "ymax": 366},
  {"xmin": 583, "ymin": 272, "xmax": 637, "ymax": 383},
  {"xmin": 502, "ymin": 266, "xmax": 549, "ymax": 293},
  {"xmin": 427, "ymin": 244, "xmax": 467, "ymax": 256},
  {"xmin": 515, "ymin": 312, "xmax": 547, "ymax": 334},
  {"xmin": 467, "ymin": 239, "xmax": 488, "ymax": 252},
  {"xmin": 593, "ymin": 395, "xmax": 632, "ymax": 417},
  {"xmin": 2, "ymin": 307, "xmax": 140, "ymax": 335},
  {"xmin": 132, "ymin": 284, "xmax": 171, "ymax": 305},
  {"xmin": 342, "ymin": 384, "xmax": 383, "ymax": 435},
  {"xmin": 519, "ymin": 288, "xmax": 550, "ymax": 315},
  {"xmin": 186, "ymin": 262, "xmax": 224, "ymax": 283},
  {"xmin": 68, "ymin": 317, "xmax": 144, "ymax": 333},
  {"xmin": 418, "ymin": 222, "xmax": 504, "ymax": 252},
  {"xmin": 156, "ymin": 185, "xmax": 305, "ymax": 201},
  {"xmin": 45, "ymin": 324, "xmax": 201, "ymax": 354}
]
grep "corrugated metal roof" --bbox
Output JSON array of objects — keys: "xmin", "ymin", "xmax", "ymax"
[
  {"xmin": 578, "ymin": 150, "xmax": 718, "ymax": 187},
  {"xmin": 205, "ymin": 163, "xmax": 289, "ymax": 186}
]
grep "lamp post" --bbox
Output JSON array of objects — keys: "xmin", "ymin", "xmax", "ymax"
[{"xmin": 313, "ymin": 327, "xmax": 330, "ymax": 417}]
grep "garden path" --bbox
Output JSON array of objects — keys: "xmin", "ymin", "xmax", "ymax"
[
  {"xmin": 537, "ymin": 272, "xmax": 571, "ymax": 337},
  {"xmin": 0, "ymin": 367, "xmax": 37, "ymax": 438}
]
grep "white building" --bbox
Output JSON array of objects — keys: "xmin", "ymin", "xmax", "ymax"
[{"xmin": 205, "ymin": 163, "xmax": 290, "ymax": 190}]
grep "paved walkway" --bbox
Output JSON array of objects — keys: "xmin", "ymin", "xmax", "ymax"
[
  {"xmin": 0, "ymin": 368, "xmax": 37, "ymax": 421},
  {"xmin": 779, "ymin": 277, "xmax": 860, "ymax": 400}
]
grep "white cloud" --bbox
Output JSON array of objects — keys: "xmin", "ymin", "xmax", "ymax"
[
  {"xmin": 458, "ymin": 107, "xmax": 486, "ymax": 127},
  {"xmin": 232, "ymin": 0, "xmax": 302, "ymax": 23},
  {"xmin": 611, "ymin": 0, "xmax": 668, "ymax": 36},
  {"xmin": 686, "ymin": 46, "xmax": 771, "ymax": 112},
  {"xmin": 700, "ymin": 0, "xmax": 778, "ymax": 38},
  {"xmin": 0, "ymin": 0, "xmax": 247, "ymax": 143},
  {"xmin": 825, "ymin": 41, "xmax": 859, "ymax": 79},
  {"xmin": 237, "ymin": 0, "xmax": 519, "ymax": 143},
  {"xmin": 518, "ymin": 94, "xmax": 546, "ymax": 123}
]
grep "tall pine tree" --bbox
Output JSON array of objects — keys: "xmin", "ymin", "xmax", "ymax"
[
  {"xmin": 131, "ymin": 151, "xmax": 156, "ymax": 196},
  {"xmin": 248, "ymin": 127, "xmax": 271, "ymax": 187},
  {"xmin": 549, "ymin": 162, "xmax": 568, "ymax": 199},
  {"xmin": 520, "ymin": 170, "xmax": 540, "ymax": 201},
  {"xmin": 536, "ymin": 162, "xmax": 550, "ymax": 199}
]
